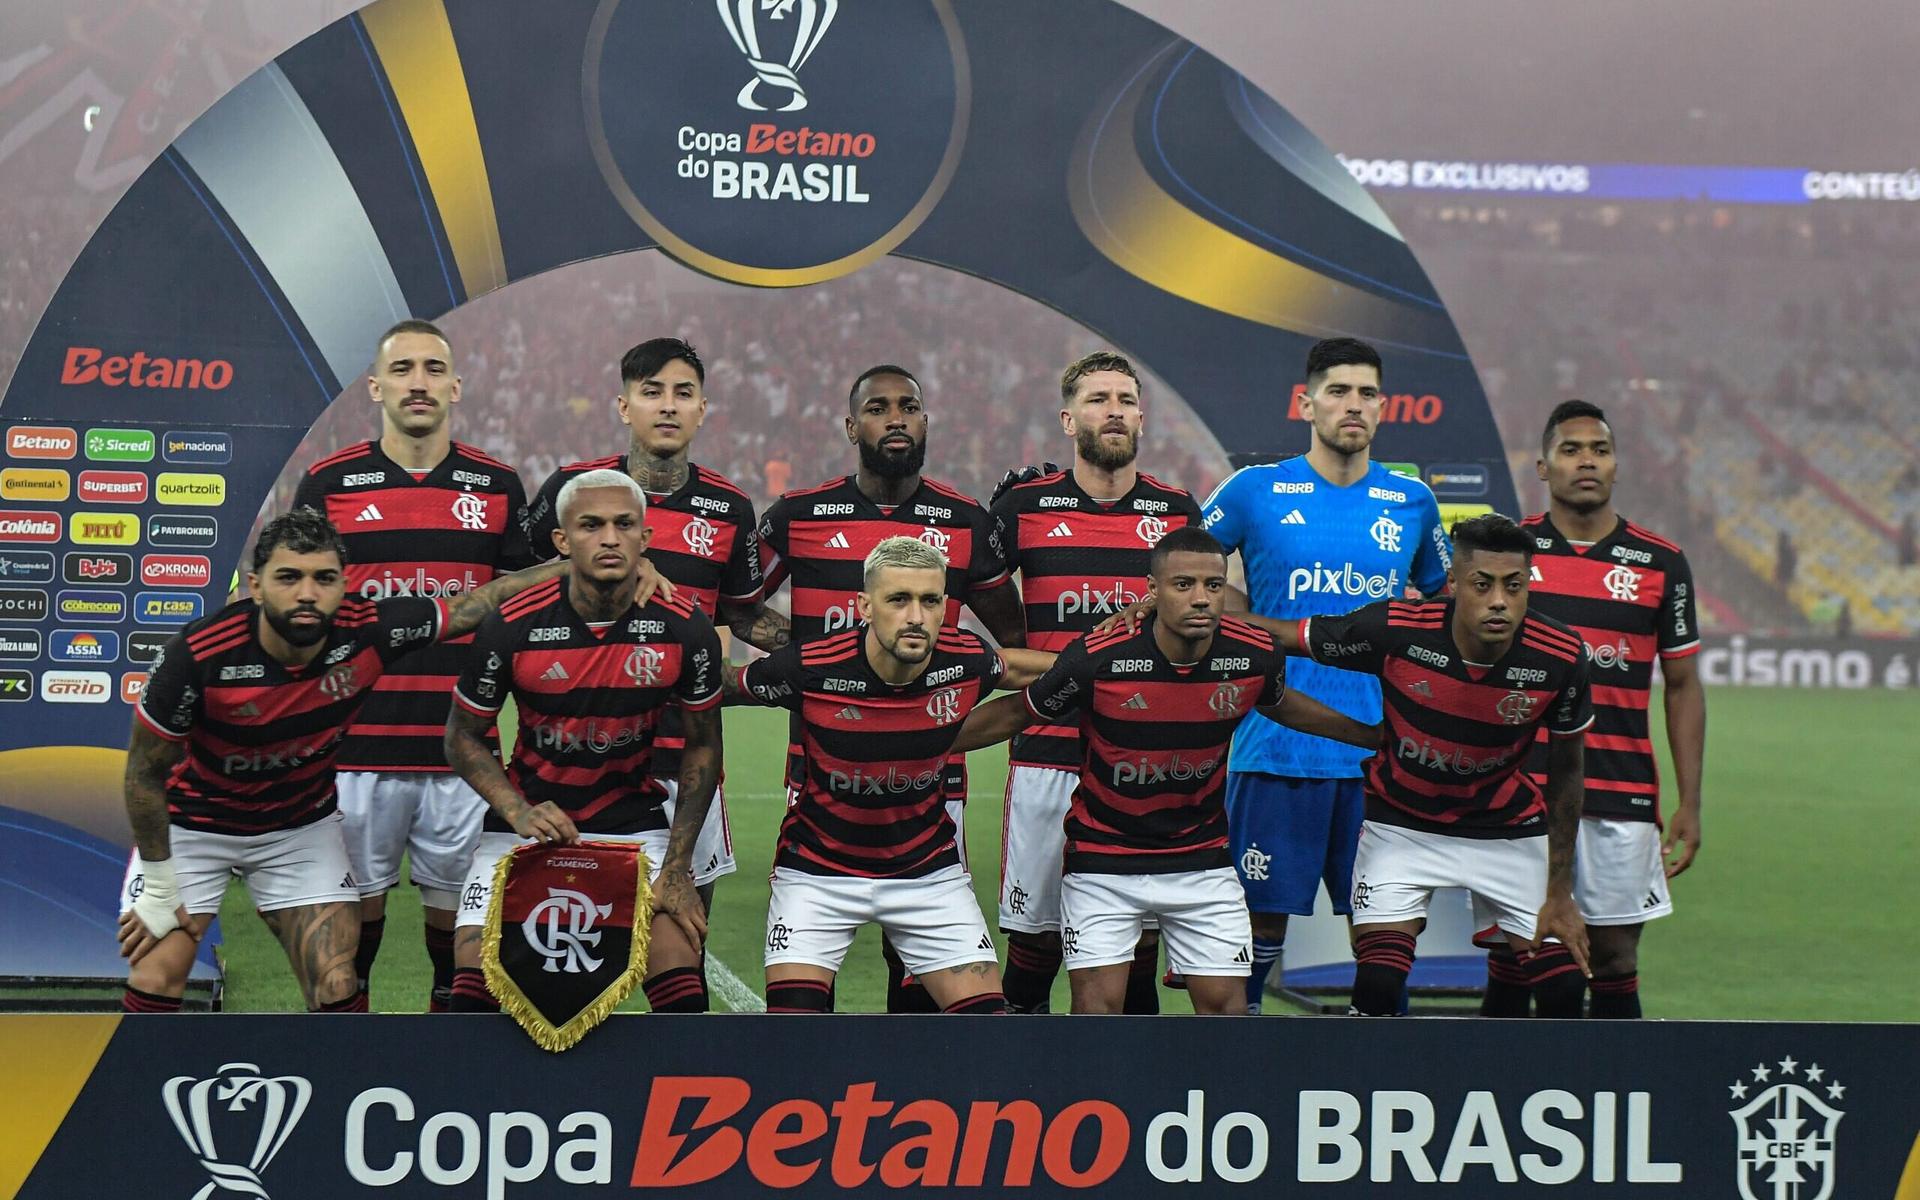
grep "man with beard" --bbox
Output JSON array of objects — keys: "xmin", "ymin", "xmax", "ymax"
[
  {"xmin": 1198, "ymin": 338, "xmax": 1450, "ymax": 1012},
  {"xmin": 758, "ymin": 365, "xmax": 1025, "ymax": 1011},
  {"xmin": 117, "ymin": 508, "xmax": 571, "ymax": 1013},
  {"xmin": 989, "ymin": 351, "xmax": 1201, "ymax": 1013},
  {"xmin": 1478, "ymin": 400, "xmax": 1704, "ymax": 1019},
  {"xmin": 294, "ymin": 318, "xmax": 535, "ymax": 1011},
  {"xmin": 445, "ymin": 470, "xmax": 723, "ymax": 1014}
]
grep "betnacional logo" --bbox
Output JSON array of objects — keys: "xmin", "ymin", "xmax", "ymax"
[
  {"xmin": 162, "ymin": 430, "xmax": 233, "ymax": 464},
  {"xmin": 0, "ymin": 589, "xmax": 51, "ymax": 621},
  {"xmin": 61, "ymin": 346, "xmax": 233, "ymax": 390},
  {"xmin": 155, "ymin": 473, "xmax": 226, "ymax": 507},
  {"xmin": 147, "ymin": 513, "xmax": 219, "ymax": 548},
  {"xmin": 0, "ymin": 550, "xmax": 56, "ymax": 583},
  {"xmin": 56, "ymin": 589, "xmax": 124, "ymax": 623},
  {"xmin": 83, "ymin": 428, "xmax": 156, "ymax": 462},
  {"xmin": 0, "ymin": 669, "xmax": 32, "ymax": 701},
  {"xmin": 121, "ymin": 671, "xmax": 148, "ymax": 703},
  {"xmin": 0, "ymin": 629, "xmax": 42, "ymax": 659},
  {"xmin": 0, "ymin": 511, "xmax": 62, "ymax": 543},
  {"xmin": 69, "ymin": 511, "xmax": 140, "ymax": 546},
  {"xmin": 136, "ymin": 591, "xmax": 205, "ymax": 625},
  {"xmin": 50, "ymin": 628, "xmax": 121, "ymax": 663},
  {"xmin": 1288, "ymin": 384, "xmax": 1444, "ymax": 425},
  {"xmin": 1426, "ymin": 462, "xmax": 1490, "ymax": 498},
  {"xmin": 0, "ymin": 467, "xmax": 71, "ymax": 501},
  {"xmin": 5, "ymin": 425, "xmax": 78, "ymax": 459},
  {"xmin": 64, "ymin": 552, "xmax": 134, "ymax": 585},
  {"xmin": 77, "ymin": 469, "xmax": 150, "ymax": 504},
  {"xmin": 141, "ymin": 554, "xmax": 213, "ymax": 588},
  {"xmin": 42, "ymin": 669, "xmax": 111, "ymax": 702},
  {"xmin": 162, "ymin": 1063, "xmax": 309, "ymax": 1200},
  {"xmin": 586, "ymin": 0, "xmax": 967, "ymax": 285},
  {"xmin": 127, "ymin": 631, "xmax": 172, "ymax": 663}
]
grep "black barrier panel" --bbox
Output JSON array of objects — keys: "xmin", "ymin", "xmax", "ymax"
[
  {"xmin": 1694, "ymin": 634, "xmax": 1920, "ymax": 689},
  {"xmin": 12, "ymin": 1015, "xmax": 1918, "ymax": 1196}
]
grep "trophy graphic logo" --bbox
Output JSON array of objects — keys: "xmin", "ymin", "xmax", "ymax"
[
  {"xmin": 162, "ymin": 1062, "xmax": 311, "ymax": 1199},
  {"xmin": 716, "ymin": 0, "xmax": 840, "ymax": 112}
]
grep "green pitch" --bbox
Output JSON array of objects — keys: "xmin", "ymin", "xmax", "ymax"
[{"xmin": 215, "ymin": 689, "xmax": 1918, "ymax": 1018}]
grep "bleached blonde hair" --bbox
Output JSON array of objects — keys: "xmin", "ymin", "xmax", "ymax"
[
  {"xmin": 862, "ymin": 534, "xmax": 947, "ymax": 590},
  {"xmin": 556, "ymin": 468, "xmax": 647, "ymax": 525}
]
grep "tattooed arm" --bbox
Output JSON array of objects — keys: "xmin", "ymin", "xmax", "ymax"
[
  {"xmin": 655, "ymin": 702, "xmax": 723, "ymax": 944},
  {"xmin": 116, "ymin": 723, "xmax": 194, "ymax": 962},
  {"xmin": 444, "ymin": 703, "xmax": 577, "ymax": 843},
  {"xmin": 1532, "ymin": 732, "xmax": 1591, "ymax": 975},
  {"xmin": 440, "ymin": 560, "xmax": 567, "ymax": 640},
  {"xmin": 721, "ymin": 597, "xmax": 791, "ymax": 652}
]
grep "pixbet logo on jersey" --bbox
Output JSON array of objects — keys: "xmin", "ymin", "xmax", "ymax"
[
  {"xmin": 358, "ymin": 569, "xmax": 482, "ymax": 600},
  {"xmin": 1056, "ymin": 581, "xmax": 1143, "ymax": 622},
  {"xmin": 1287, "ymin": 562, "xmax": 1402, "ymax": 602}
]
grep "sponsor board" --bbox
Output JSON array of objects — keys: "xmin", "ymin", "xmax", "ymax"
[
  {"xmin": 63, "ymin": 552, "xmax": 133, "ymax": 585},
  {"xmin": 0, "ymin": 629, "xmax": 42, "ymax": 660},
  {"xmin": 5, "ymin": 426, "xmax": 79, "ymax": 460},
  {"xmin": 40, "ymin": 669, "xmax": 112, "ymax": 703},
  {"xmin": 1695, "ymin": 633, "xmax": 1920, "ymax": 689},
  {"xmin": 0, "ymin": 467, "xmax": 71, "ymax": 502},
  {"xmin": 120, "ymin": 671, "xmax": 148, "ymax": 703},
  {"xmin": 0, "ymin": 550, "xmax": 56, "ymax": 583},
  {"xmin": 83, "ymin": 428, "xmax": 155, "ymax": 462},
  {"xmin": 55, "ymin": 589, "xmax": 125, "ymax": 623},
  {"xmin": 1438, "ymin": 502, "xmax": 1495, "ymax": 532},
  {"xmin": 0, "ymin": 589, "xmax": 51, "ymax": 621},
  {"xmin": 49, "ymin": 629, "xmax": 121, "ymax": 663},
  {"xmin": 140, "ymin": 554, "xmax": 212, "ymax": 588},
  {"xmin": 0, "ymin": 511, "xmax": 63, "ymax": 543},
  {"xmin": 127, "ymin": 631, "xmax": 172, "ymax": 664},
  {"xmin": 161, "ymin": 430, "xmax": 233, "ymax": 464},
  {"xmin": 0, "ymin": 669, "xmax": 32, "ymax": 701},
  {"xmin": 68, "ymin": 511, "xmax": 140, "ymax": 546},
  {"xmin": 135, "ymin": 591, "xmax": 204, "ymax": 625},
  {"xmin": 146, "ymin": 513, "xmax": 218, "ymax": 548},
  {"xmin": 1426, "ymin": 462, "xmax": 1490, "ymax": 498},
  {"xmin": 76, "ymin": 469, "xmax": 150, "ymax": 504},
  {"xmin": 154, "ymin": 473, "xmax": 226, "ymax": 507},
  {"xmin": 1380, "ymin": 461, "xmax": 1422, "ymax": 481}
]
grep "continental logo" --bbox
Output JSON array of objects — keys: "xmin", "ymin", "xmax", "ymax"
[
  {"xmin": 69, "ymin": 512, "xmax": 140, "ymax": 546},
  {"xmin": 61, "ymin": 346, "xmax": 233, "ymax": 390},
  {"xmin": 55, "ymin": 589, "xmax": 125, "ymax": 623},
  {"xmin": 155, "ymin": 473, "xmax": 226, "ymax": 507},
  {"xmin": 77, "ymin": 470, "xmax": 150, "ymax": 504},
  {"xmin": 0, "ymin": 511, "xmax": 62, "ymax": 543},
  {"xmin": 5, "ymin": 426, "xmax": 78, "ymax": 459},
  {"xmin": 1288, "ymin": 384, "xmax": 1444, "ymax": 425},
  {"xmin": 0, "ymin": 467, "xmax": 71, "ymax": 501}
]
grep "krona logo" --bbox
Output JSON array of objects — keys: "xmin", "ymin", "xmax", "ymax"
[
  {"xmin": 62, "ymin": 346, "xmax": 232, "ymax": 390},
  {"xmin": 1288, "ymin": 384, "xmax": 1442, "ymax": 425}
]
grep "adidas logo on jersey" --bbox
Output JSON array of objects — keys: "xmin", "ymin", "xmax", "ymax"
[
  {"xmin": 234, "ymin": 701, "xmax": 262, "ymax": 718},
  {"xmin": 1045, "ymin": 521, "xmax": 1074, "ymax": 538},
  {"xmin": 825, "ymin": 531, "xmax": 851, "ymax": 549},
  {"xmin": 1233, "ymin": 945, "xmax": 1251, "ymax": 965},
  {"xmin": 1281, "ymin": 509, "xmax": 1307, "ymax": 525},
  {"xmin": 1410, "ymin": 680, "xmax": 1432, "ymax": 697},
  {"xmin": 354, "ymin": 503, "xmax": 384, "ymax": 523},
  {"xmin": 542, "ymin": 662, "xmax": 570, "ymax": 682},
  {"xmin": 1122, "ymin": 693, "xmax": 1148, "ymax": 710},
  {"xmin": 836, "ymin": 705, "xmax": 863, "ymax": 721}
]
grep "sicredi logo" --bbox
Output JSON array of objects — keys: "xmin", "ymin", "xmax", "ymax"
[
  {"xmin": 84, "ymin": 428, "xmax": 155, "ymax": 462},
  {"xmin": 42, "ymin": 669, "xmax": 111, "ymax": 703},
  {"xmin": 0, "ymin": 590, "xmax": 50, "ymax": 620},
  {"xmin": 69, "ymin": 512, "xmax": 139, "ymax": 546},
  {"xmin": 77, "ymin": 470, "xmax": 150, "ymax": 504},
  {"xmin": 0, "ymin": 468, "xmax": 71, "ymax": 502},
  {"xmin": 0, "ymin": 629, "xmax": 42, "ymax": 659},
  {"xmin": 136, "ymin": 591, "xmax": 203, "ymax": 625},
  {"xmin": 64, "ymin": 553, "xmax": 134, "ymax": 585},
  {"xmin": 141, "ymin": 555, "xmax": 212, "ymax": 588},
  {"xmin": 0, "ymin": 670, "xmax": 32, "ymax": 701},
  {"xmin": 0, "ymin": 511, "xmax": 62, "ymax": 543},
  {"xmin": 62, "ymin": 347, "xmax": 232, "ymax": 390},
  {"xmin": 50, "ymin": 628, "xmax": 121, "ymax": 663},
  {"xmin": 162, "ymin": 431, "xmax": 233, "ymax": 464},
  {"xmin": 127, "ymin": 631, "xmax": 171, "ymax": 663},
  {"xmin": 56, "ymin": 590, "xmax": 124, "ymax": 623},
  {"xmin": 155, "ymin": 473, "xmax": 226, "ymax": 507},
  {"xmin": 147, "ymin": 514, "xmax": 218, "ymax": 548},
  {"xmin": 5, "ymin": 426, "xmax": 78, "ymax": 459},
  {"xmin": 0, "ymin": 551, "xmax": 55, "ymax": 583}
]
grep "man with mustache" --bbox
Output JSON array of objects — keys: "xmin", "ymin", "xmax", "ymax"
[{"xmin": 117, "ymin": 507, "xmax": 572, "ymax": 1014}]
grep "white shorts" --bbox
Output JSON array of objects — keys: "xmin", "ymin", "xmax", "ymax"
[
  {"xmin": 455, "ymin": 829, "xmax": 667, "ymax": 930},
  {"xmin": 764, "ymin": 865, "xmax": 996, "ymax": 976},
  {"xmin": 659, "ymin": 779, "xmax": 736, "ymax": 886},
  {"xmin": 1060, "ymin": 868, "xmax": 1251, "ymax": 977},
  {"xmin": 1350, "ymin": 820, "xmax": 1550, "ymax": 943},
  {"xmin": 998, "ymin": 765, "xmax": 1073, "ymax": 933},
  {"xmin": 336, "ymin": 771, "xmax": 487, "ymax": 897},
  {"xmin": 120, "ymin": 812, "xmax": 358, "ymax": 917},
  {"xmin": 948, "ymin": 798, "xmax": 970, "ymax": 873},
  {"xmin": 1574, "ymin": 817, "xmax": 1673, "ymax": 925}
]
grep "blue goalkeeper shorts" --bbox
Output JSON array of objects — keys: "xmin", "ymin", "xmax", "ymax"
[{"xmin": 1225, "ymin": 772, "xmax": 1367, "ymax": 916}]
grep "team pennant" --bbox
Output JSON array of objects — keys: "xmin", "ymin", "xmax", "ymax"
[{"xmin": 482, "ymin": 841, "xmax": 651, "ymax": 1052}]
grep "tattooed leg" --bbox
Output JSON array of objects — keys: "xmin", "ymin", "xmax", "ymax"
[
  {"xmin": 266, "ymin": 901, "xmax": 360, "ymax": 1007},
  {"xmin": 454, "ymin": 924, "xmax": 485, "ymax": 970},
  {"xmin": 920, "ymin": 958, "xmax": 1004, "ymax": 1009}
]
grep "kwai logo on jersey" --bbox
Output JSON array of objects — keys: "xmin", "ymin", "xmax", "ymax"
[
  {"xmin": 162, "ymin": 1062, "xmax": 310, "ymax": 1200},
  {"xmin": 586, "ymin": 0, "xmax": 965, "ymax": 286},
  {"xmin": 1727, "ymin": 1053, "xmax": 1845, "ymax": 1200},
  {"xmin": 1286, "ymin": 561, "xmax": 1401, "ymax": 602}
]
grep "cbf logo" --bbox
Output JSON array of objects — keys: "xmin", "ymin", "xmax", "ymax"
[
  {"xmin": 1369, "ymin": 511, "xmax": 1402, "ymax": 553},
  {"xmin": 1135, "ymin": 514, "xmax": 1169, "ymax": 546},
  {"xmin": 717, "ymin": 0, "xmax": 839, "ymax": 112},
  {"xmin": 1728, "ymin": 1054, "xmax": 1846, "ymax": 1200},
  {"xmin": 924, "ymin": 684, "xmax": 962, "ymax": 726},
  {"xmin": 451, "ymin": 492, "xmax": 489, "ymax": 532},
  {"xmin": 682, "ymin": 514, "xmax": 719, "ymax": 558},
  {"xmin": 1605, "ymin": 564, "xmax": 1642, "ymax": 603},
  {"xmin": 524, "ymin": 887, "xmax": 611, "ymax": 973},
  {"xmin": 162, "ymin": 1062, "xmax": 310, "ymax": 1200}
]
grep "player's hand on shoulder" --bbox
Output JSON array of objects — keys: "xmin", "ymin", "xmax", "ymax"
[
  {"xmin": 1091, "ymin": 596, "xmax": 1152, "ymax": 638},
  {"xmin": 989, "ymin": 462, "xmax": 1059, "ymax": 507},
  {"xmin": 513, "ymin": 801, "xmax": 579, "ymax": 845},
  {"xmin": 633, "ymin": 556, "xmax": 675, "ymax": 607}
]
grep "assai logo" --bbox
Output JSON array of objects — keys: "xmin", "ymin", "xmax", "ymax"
[
  {"xmin": 64, "ymin": 552, "xmax": 133, "ymax": 584},
  {"xmin": 76, "ymin": 469, "xmax": 149, "ymax": 504},
  {"xmin": 587, "ymin": 0, "xmax": 965, "ymax": 285},
  {"xmin": 0, "ymin": 467, "xmax": 70, "ymax": 502},
  {"xmin": 83, "ymin": 427, "xmax": 156, "ymax": 462},
  {"xmin": 0, "ymin": 550, "xmax": 56, "ymax": 583},
  {"xmin": 0, "ymin": 629, "xmax": 42, "ymax": 660},
  {"xmin": 50, "ymin": 629, "xmax": 121, "ymax": 663},
  {"xmin": 62, "ymin": 346, "xmax": 232, "ymax": 390},
  {"xmin": 69, "ymin": 511, "xmax": 139, "ymax": 546},
  {"xmin": 147, "ymin": 514, "xmax": 219, "ymax": 548},
  {"xmin": 127, "ymin": 631, "xmax": 172, "ymax": 663},
  {"xmin": 5, "ymin": 425, "xmax": 78, "ymax": 459},
  {"xmin": 56, "ymin": 589, "xmax": 124, "ymax": 623},
  {"xmin": 42, "ymin": 669, "xmax": 111, "ymax": 703},
  {"xmin": 0, "ymin": 589, "xmax": 51, "ymax": 621},
  {"xmin": 136, "ymin": 591, "xmax": 204, "ymax": 625},
  {"xmin": 162, "ymin": 430, "xmax": 233, "ymax": 464},
  {"xmin": 0, "ymin": 669, "xmax": 32, "ymax": 701},
  {"xmin": 162, "ymin": 1063, "xmax": 309, "ymax": 1200},
  {"xmin": 0, "ymin": 510, "xmax": 62, "ymax": 543},
  {"xmin": 141, "ymin": 554, "xmax": 213, "ymax": 588},
  {"xmin": 155, "ymin": 472, "xmax": 226, "ymax": 507}
]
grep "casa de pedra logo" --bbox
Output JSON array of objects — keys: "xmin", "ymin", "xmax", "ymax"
[{"xmin": 585, "ymin": 0, "xmax": 969, "ymax": 285}]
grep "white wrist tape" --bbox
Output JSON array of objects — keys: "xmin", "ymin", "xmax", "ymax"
[{"xmin": 133, "ymin": 856, "xmax": 183, "ymax": 940}]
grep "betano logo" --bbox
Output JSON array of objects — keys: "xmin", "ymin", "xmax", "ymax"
[
  {"xmin": 5, "ymin": 426, "xmax": 78, "ymax": 459},
  {"xmin": 69, "ymin": 512, "xmax": 139, "ymax": 546},
  {"xmin": 61, "ymin": 345, "xmax": 233, "ymax": 390},
  {"xmin": 1288, "ymin": 384, "xmax": 1444, "ymax": 425},
  {"xmin": 155, "ymin": 473, "xmax": 226, "ymax": 507},
  {"xmin": 0, "ymin": 468, "xmax": 71, "ymax": 501}
]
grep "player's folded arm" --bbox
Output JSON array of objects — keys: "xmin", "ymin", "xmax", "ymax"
[
  {"xmin": 995, "ymin": 648, "xmax": 1055, "ymax": 689},
  {"xmin": 949, "ymin": 693, "xmax": 1031, "ymax": 754},
  {"xmin": 1260, "ymin": 690, "xmax": 1379, "ymax": 750}
]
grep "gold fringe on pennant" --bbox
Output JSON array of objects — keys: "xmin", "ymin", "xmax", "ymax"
[{"xmin": 481, "ymin": 841, "xmax": 653, "ymax": 1053}]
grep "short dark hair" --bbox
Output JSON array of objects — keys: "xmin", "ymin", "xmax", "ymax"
[
  {"xmin": 1149, "ymin": 526, "xmax": 1227, "ymax": 574},
  {"xmin": 1540, "ymin": 398, "xmax": 1609, "ymax": 454},
  {"xmin": 252, "ymin": 506, "xmax": 348, "ymax": 572},
  {"xmin": 1060, "ymin": 351, "xmax": 1140, "ymax": 402},
  {"xmin": 620, "ymin": 337, "xmax": 705, "ymax": 387},
  {"xmin": 1451, "ymin": 513, "xmax": 1533, "ymax": 565},
  {"xmin": 375, "ymin": 319, "xmax": 449, "ymax": 361},
  {"xmin": 1304, "ymin": 337, "xmax": 1382, "ymax": 391},
  {"xmin": 848, "ymin": 363, "xmax": 920, "ymax": 410}
]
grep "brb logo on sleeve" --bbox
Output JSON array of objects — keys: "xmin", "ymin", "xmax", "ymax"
[{"xmin": 586, "ymin": 0, "xmax": 967, "ymax": 286}]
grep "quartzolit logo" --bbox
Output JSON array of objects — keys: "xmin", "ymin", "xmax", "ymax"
[
  {"xmin": 586, "ymin": 0, "xmax": 967, "ymax": 285},
  {"xmin": 162, "ymin": 1063, "xmax": 310, "ymax": 1200}
]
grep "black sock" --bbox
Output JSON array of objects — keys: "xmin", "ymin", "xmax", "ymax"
[
  {"xmin": 448, "ymin": 967, "xmax": 498, "ymax": 1013},
  {"xmin": 314, "ymin": 991, "xmax": 369, "ymax": 1013},
  {"xmin": 424, "ymin": 925, "xmax": 455, "ymax": 1013},
  {"xmin": 123, "ymin": 985, "xmax": 183, "ymax": 1013},
  {"xmin": 1481, "ymin": 943, "xmax": 1534, "ymax": 1018},
  {"xmin": 766, "ymin": 978, "xmax": 833, "ymax": 1012},
  {"xmin": 1523, "ymin": 945, "xmax": 1586, "ymax": 1018},
  {"xmin": 643, "ymin": 966, "xmax": 708, "ymax": 1013},
  {"xmin": 1589, "ymin": 971, "xmax": 1642, "ymax": 1019},
  {"xmin": 944, "ymin": 991, "xmax": 1008, "ymax": 1014},
  {"xmin": 1350, "ymin": 930, "xmax": 1415, "ymax": 1015},
  {"xmin": 1123, "ymin": 939, "xmax": 1161, "ymax": 1014},
  {"xmin": 355, "ymin": 916, "xmax": 386, "ymax": 997},
  {"xmin": 883, "ymin": 937, "xmax": 938, "ymax": 1013},
  {"xmin": 1002, "ymin": 931, "xmax": 1062, "ymax": 1013}
]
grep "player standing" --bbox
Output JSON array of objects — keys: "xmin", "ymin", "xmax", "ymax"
[
  {"xmin": 293, "ymin": 319, "xmax": 535, "ymax": 1011},
  {"xmin": 117, "ymin": 509, "xmax": 564, "ymax": 1012},
  {"xmin": 991, "ymin": 351, "xmax": 1201, "ymax": 1013},
  {"xmin": 1285, "ymin": 514, "xmax": 1594, "ymax": 1017},
  {"xmin": 444, "ymin": 471, "xmax": 722, "ymax": 1013},
  {"xmin": 1481, "ymin": 400, "xmax": 1703, "ymax": 1019},
  {"xmin": 726, "ymin": 537, "xmax": 1048, "ymax": 1014},
  {"xmin": 758, "ymin": 365, "xmax": 1025, "ymax": 1011},
  {"xmin": 1198, "ymin": 337, "xmax": 1450, "ymax": 1012}
]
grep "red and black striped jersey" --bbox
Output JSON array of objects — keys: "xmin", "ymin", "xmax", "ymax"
[
  {"xmin": 526, "ymin": 456, "xmax": 761, "ymax": 782},
  {"xmin": 1301, "ymin": 599, "xmax": 1594, "ymax": 838},
  {"xmin": 1024, "ymin": 616, "xmax": 1284, "ymax": 874},
  {"xmin": 757, "ymin": 474, "xmax": 1011, "ymax": 644},
  {"xmin": 136, "ymin": 596, "xmax": 447, "ymax": 836},
  {"xmin": 740, "ymin": 627, "xmax": 1004, "ymax": 879},
  {"xmin": 1519, "ymin": 514, "xmax": 1700, "ymax": 821},
  {"xmin": 293, "ymin": 440, "xmax": 532, "ymax": 771},
  {"xmin": 452, "ymin": 579, "xmax": 721, "ymax": 836},
  {"xmin": 992, "ymin": 469, "xmax": 1200, "ymax": 769}
]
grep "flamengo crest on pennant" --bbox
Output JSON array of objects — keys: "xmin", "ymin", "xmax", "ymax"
[
  {"xmin": 524, "ymin": 887, "xmax": 611, "ymax": 974},
  {"xmin": 163, "ymin": 1062, "xmax": 311, "ymax": 1200},
  {"xmin": 1729, "ymin": 1054, "xmax": 1844, "ymax": 1200},
  {"xmin": 717, "ymin": 0, "xmax": 839, "ymax": 113}
]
